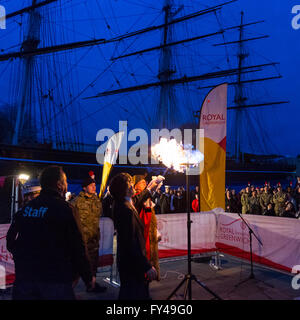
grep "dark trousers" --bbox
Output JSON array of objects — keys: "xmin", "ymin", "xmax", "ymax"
[
  {"xmin": 12, "ymin": 280, "xmax": 75, "ymax": 300},
  {"xmin": 118, "ymin": 271, "xmax": 150, "ymax": 300}
]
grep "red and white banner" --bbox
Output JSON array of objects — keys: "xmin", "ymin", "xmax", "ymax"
[
  {"xmin": 215, "ymin": 212, "xmax": 300, "ymax": 273},
  {"xmin": 157, "ymin": 211, "xmax": 300, "ymax": 273},
  {"xmin": 1, "ymin": 212, "xmax": 300, "ymax": 280},
  {"xmin": 0, "ymin": 224, "xmax": 15, "ymax": 286},
  {"xmin": 157, "ymin": 213, "xmax": 217, "ymax": 259}
]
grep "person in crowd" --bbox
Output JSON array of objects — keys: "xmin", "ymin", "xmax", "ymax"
[
  {"xmin": 281, "ymin": 202, "xmax": 296, "ymax": 218},
  {"xmin": 273, "ymin": 185, "xmax": 287, "ymax": 216},
  {"xmin": 174, "ymin": 190, "xmax": 185, "ymax": 213},
  {"xmin": 6, "ymin": 166, "xmax": 94, "ymax": 300},
  {"xmin": 294, "ymin": 186, "xmax": 300, "ymax": 210},
  {"xmin": 231, "ymin": 189, "xmax": 240, "ymax": 213},
  {"xmin": 225, "ymin": 190, "xmax": 235, "ymax": 213},
  {"xmin": 260, "ymin": 185, "xmax": 273, "ymax": 215},
  {"xmin": 255, "ymin": 186, "xmax": 260, "ymax": 196},
  {"xmin": 72, "ymin": 174, "xmax": 106, "ymax": 293},
  {"xmin": 132, "ymin": 174, "xmax": 161, "ymax": 281},
  {"xmin": 192, "ymin": 194, "xmax": 199, "ymax": 212},
  {"xmin": 286, "ymin": 192, "xmax": 297, "ymax": 211},
  {"xmin": 169, "ymin": 189, "xmax": 176, "ymax": 213},
  {"xmin": 102, "ymin": 187, "xmax": 114, "ymax": 219},
  {"xmin": 295, "ymin": 204, "xmax": 300, "ymax": 219},
  {"xmin": 152, "ymin": 188, "xmax": 162, "ymax": 214},
  {"xmin": 191, "ymin": 186, "xmax": 199, "ymax": 207},
  {"xmin": 264, "ymin": 203, "xmax": 276, "ymax": 216},
  {"xmin": 295, "ymin": 176, "xmax": 300, "ymax": 189},
  {"xmin": 238, "ymin": 189, "xmax": 244, "ymax": 213},
  {"xmin": 109, "ymin": 173, "xmax": 158, "ymax": 300},
  {"xmin": 160, "ymin": 185, "xmax": 171, "ymax": 214},
  {"xmin": 241, "ymin": 186, "xmax": 251, "ymax": 214},
  {"xmin": 249, "ymin": 190, "xmax": 261, "ymax": 215},
  {"xmin": 286, "ymin": 185, "xmax": 294, "ymax": 197}
]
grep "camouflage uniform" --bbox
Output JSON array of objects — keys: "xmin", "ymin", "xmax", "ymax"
[
  {"xmin": 260, "ymin": 192, "xmax": 273, "ymax": 214},
  {"xmin": 249, "ymin": 196, "xmax": 261, "ymax": 215},
  {"xmin": 73, "ymin": 191, "xmax": 102, "ymax": 276},
  {"xmin": 272, "ymin": 191, "xmax": 287, "ymax": 216},
  {"xmin": 241, "ymin": 192, "xmax": 250, "ymax": 214}
]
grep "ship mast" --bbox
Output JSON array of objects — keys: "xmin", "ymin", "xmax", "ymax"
[
  {"xmin": 12, "ymin": 0, "xmax": 41, "ymax": 146},
  {"xmin": 231, "ymin": 12, "xmax": 289, "ymax": 162},
  {"xmin": 234, "ymin": 11, "xmax": 246, "ymax": 163},
  {"xmin": 156, "ymin": 0, "xmax": 176, "ymax": 129},
  {"xmin": 195, "ymin": 12, "xmax": 289, "ymax": 163}
]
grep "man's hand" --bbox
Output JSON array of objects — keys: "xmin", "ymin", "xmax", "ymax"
[
  {"xmin": 146, "ymin": 266, "xmax": 157, "ymax": 281},
  {"xmin": 147, "ymin": 176, "xmax": 165, "ymax": 192}
]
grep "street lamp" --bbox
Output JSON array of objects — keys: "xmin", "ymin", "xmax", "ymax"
[
  {"xmin": 11, "ymin": 173, "xmax": 30, "ymax": 220},
  {"xmin": 18, "ymin": 174, "xmax": 30, "ymax": 184}
]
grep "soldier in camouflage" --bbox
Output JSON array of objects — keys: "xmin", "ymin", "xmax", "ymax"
[
  {"xmin": 260, "ymin": 186, "xmax": 273, "ymax": 215},
  {"xmin": 241, "ymin": 186, "xmax": 251, "ymax": 214},
  {"xmin": 272, "ymin": 186, "xmax": 287, "ymax": 216},
  {"xmin": 72, "ymin": 175, "xmax": 106, "ymax": 292},
  {"xmin": 249, "ymin": 190, "xmax": 261, "ymax": 215}
]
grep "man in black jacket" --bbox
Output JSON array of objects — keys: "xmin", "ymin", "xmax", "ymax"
[
  {"xmin": 110, "ymin": 173, "xmax": 158, "ymax": 300},
  {"xmin": 6, "ymin": 166, "xmax": 94, "ymax": 300}
]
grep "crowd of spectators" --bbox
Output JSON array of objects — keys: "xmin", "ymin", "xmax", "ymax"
[
  {"xmin": 152, "ymin": 185, "xmax": 199, "ymax": 215},
  {"xmin": 225, "ymin": 177, "xmax": 300, "ymax": 219},
  {"xmin": 150, "ymin": 177, "xmax": 300, "ymax": 219}
]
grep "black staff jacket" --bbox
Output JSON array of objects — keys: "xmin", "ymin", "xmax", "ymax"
[{"xmin": 6, "ymin": 189, "xmax": 92, "ymax": 285}]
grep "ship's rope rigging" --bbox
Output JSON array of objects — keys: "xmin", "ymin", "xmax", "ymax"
[
  {"xmin": 0, "ymin": 0, "xmax": 289, "ymax": 157},
  {"xmin": 41, "ymin": 2, "xmax": 165, "ymax": 143}
]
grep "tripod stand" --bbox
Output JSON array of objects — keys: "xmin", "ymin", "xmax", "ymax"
[
  {"xmin": 167, "ymin": 165, "xmax": 222, "ymax": 300},
  {"xmin": 235, "ymin": 213, "xmax": 273, "ymax": 288}
]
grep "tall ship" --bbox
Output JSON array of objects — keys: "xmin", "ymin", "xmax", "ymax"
[{"xmin": 0, "ymin": 0, "xmax": 297, "ymax": 221}]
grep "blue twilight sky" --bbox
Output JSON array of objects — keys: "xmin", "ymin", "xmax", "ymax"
[{"xmin": 0, "ymin": 0, "xmax": 299, "ymax": 157}]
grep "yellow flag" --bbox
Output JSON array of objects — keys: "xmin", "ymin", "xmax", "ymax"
[
  {"xmin": 199, "ymin": 84, "xmax": 227, "ymax": 211},
  {"xmin": 99, "ymin": 131, "xmax": 124, "ymax": 198}
]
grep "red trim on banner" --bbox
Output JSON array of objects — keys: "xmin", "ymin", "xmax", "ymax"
[
  {"xmin": 6, "ymin": 273, "xmax": 15, "ymax": 286},
  {"xmin": 218, "ymin": 136, "xmax": 226, "ymax": 152},
  {"xmin": 98, "ymin": 254, "xmax": 113, "ymax": 267},
  {"xmin": 216, "ymin": 242, "xmax": 292, "ymax": 273},
  {"xmin": 159, "ymin": 248, "xmax": 216, "ymax": 259}
]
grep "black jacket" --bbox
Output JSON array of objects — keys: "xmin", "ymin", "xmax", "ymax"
[
  {"xmin": 160, "ymin": 193, "xmax": 171, "ymax": 214},
  {"xmin": 6, "ymin": 189, "xmax": 92, "ymax": 285},
  {"xmin": 113, "ymin": 196, "xmax": 152, "ymax": 280}
]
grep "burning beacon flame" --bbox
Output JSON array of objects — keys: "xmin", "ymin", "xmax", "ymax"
[{"xmin": 151, "ymin": 138, "xmax": 204, "ymax": 172}]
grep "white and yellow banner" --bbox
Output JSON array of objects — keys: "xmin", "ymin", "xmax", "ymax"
[
  {"xmin": 199, "ymin": 83, "xmax": 227, "ymax": 211},
  {"xmin": 99, "ymin": 131, "xmax": 124, "ymax": 198}
]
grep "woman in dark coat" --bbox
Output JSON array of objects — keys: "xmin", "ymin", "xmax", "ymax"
[{"xmin": 109, "ymin": 173, "xmax": 157, "ymax": 300}]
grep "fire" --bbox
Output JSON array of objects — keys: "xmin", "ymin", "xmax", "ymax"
[{"xmin": 151, "ymin": 138, "xmax": 204, "ymax": 172}]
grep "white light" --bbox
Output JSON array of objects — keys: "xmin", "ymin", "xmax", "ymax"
[
  {"xmin": 151, "ymin": 138, "xmax": 204, "ymax": 172},
  {"xmin": 18, "ymin": 174, "xmax": 30, "ymax": 183},
  {"xmin": 65, "ymin": 192, "xmax": 71, "ymax": 201}
]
